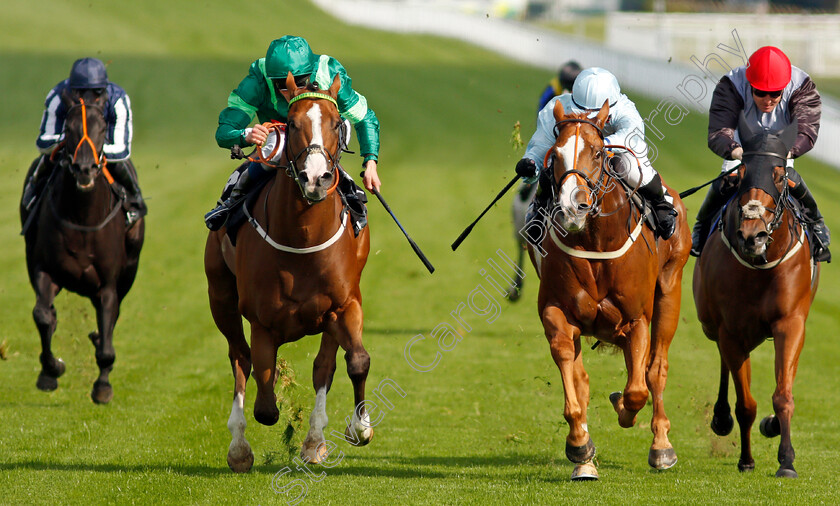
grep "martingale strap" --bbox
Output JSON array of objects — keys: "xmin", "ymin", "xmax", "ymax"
[
  {"xmin": 243, "ymin": 204, "xmax": 348, "ymax": 254},
  {"xmin": 548, "ymin": 214, "xmax": 646, "ymax": 260},
  {"xmin": 720, "ymin": 226, "xmax": 806, "ymax": 270}
]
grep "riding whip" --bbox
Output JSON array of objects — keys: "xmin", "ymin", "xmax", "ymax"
[
  {"xmin": 361, "ymin": 172, "xmax": 435, "ymax": 274},
  {"xmin": 451, "ymin": 176, "xmax": 521, "ymax": 251}
]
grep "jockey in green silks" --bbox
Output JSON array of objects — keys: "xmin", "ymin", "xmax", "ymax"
[{"xmin": 205, "ymin": 35, "xmax": 381, "ymax": 230}]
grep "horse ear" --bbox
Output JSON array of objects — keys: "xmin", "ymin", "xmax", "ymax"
[
  {"xmin": 328, "ymin": 74, "xmax": 341, "ymax": 97},
  {"xmin": 778, "ymin": 118, "xmax": 798, "ymax": 153},
  {"xmin": 594, "ymin": 99, "xmax": 610, "ymax": 128},
  {"xmin": 278, "ymin": 72, "xmax": 295, "ymax": 102},
  {"xmin": 553, "ymin": 100, "xmax": 566, "ymax": 122}
]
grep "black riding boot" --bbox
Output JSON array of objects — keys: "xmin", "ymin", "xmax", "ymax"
[
  {"xmin": 109, "ymin": 160, "xmax": 147, "ymax": 227},
  {"xmin": 638, "ymin": 174, "xmax": 677, "ymax": 240},
  {"xmin": 204, "ymin": 163, "xmax": 263, "ymax": 231},
  {"xmin": 22, "ymin": 155, "xmax": 51, "ymax": 211},
  {"xmin": 788, "ymin": 169, "xmax": 831, "ymax": 263},
  {"xmin": 690, "ymin": 177, "xmax": 734, "ymax": 257},
  {"xmin": 524, "ymin": 171, "xmax": 552, "ymax": 226}
]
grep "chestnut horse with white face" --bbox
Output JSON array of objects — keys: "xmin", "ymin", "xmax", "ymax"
[
  {"xmin": 204, "ymin": 73, "xmax": 372, "ymax": 472},
  {"xmin": 527, "ymin": 100, "xmax": 690, "ymax": 480},
  {"xmin": 693, "ymin": 118, "xmax": 819, "ymax": 478}
]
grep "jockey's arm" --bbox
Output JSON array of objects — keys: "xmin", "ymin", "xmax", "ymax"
[
  {"xmin": 37, "ymin": 87, "xmax": 64, "ymax": 155},
  {"xmin": 522, "ymin": 99, "xmax": 561, "ymax": 183},
  {"xmin": 102, "ymin": 90, "xmax": 133, "ymax": 161}
]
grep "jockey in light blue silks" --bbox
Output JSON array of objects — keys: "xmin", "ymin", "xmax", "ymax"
[{"xmin": 515, "ymin": 67, "xmax": 678, "ymax": 239}]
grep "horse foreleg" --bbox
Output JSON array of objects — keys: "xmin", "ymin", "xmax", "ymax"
[
  {"xmin": 251, "ymin": 323, "xmax": 280, "ymax": 426},
  {"xmin": 647, "ymin": 286, "xmax": 679, "ymax": 469},
  {"xmin": 719, "ymin": 337, "xmax": 756, "ymax": 472},
  {"xmin": 543, "ymin": 305, "xmax": 595, "ymax": 479},
  {"xmin": 31, "ymin": 270, "xmax": 64, "ymax": 391},
  {"xmin": 770, "ymin": 316, "xmax": 806, "ymax": 478},
  {"xmin": 328, "ymin": 299, "xmax": 373, "ymax": 447},
  {"xmin": 611, "ymin": 320, "xmax": 651, "ymax": 429},
  {"xmin": 301, "ymin": 333, "xmax": 340, "ymax": 463},
  {"xmin": 89, "ymin": 286, "xmax": 119, "ymax": 404}
]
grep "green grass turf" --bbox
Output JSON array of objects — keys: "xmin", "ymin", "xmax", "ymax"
[{"xmin": 1, "ymin": 1, "xmax": 839, "ymax": 504}]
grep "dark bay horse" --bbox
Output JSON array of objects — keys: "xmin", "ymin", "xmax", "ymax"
[
  {"xmin": 21, "ymin": 88, "xmax": 145, "ymax": 404},
  {"xmin": 204, "ymin": 73, "xmax": 372, "ymax": 473},
  {"xmin": 527, "ymin": 100, "xmax": 690, "ymax": 480},
  {"xmin": 693, "ymin": 118, "xmax": 819, "ymax": 478}
]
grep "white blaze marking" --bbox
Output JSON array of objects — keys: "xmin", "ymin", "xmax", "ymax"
[
  {"xmin": 557, "ymin": 133, "xmax": 583, "ymax": 175},
  {"xmin": 303, "ymin": 103, "xmax": 328, "ymax": 184}
]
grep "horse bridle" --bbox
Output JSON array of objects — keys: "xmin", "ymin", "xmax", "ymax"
[
  {"xmin": 251, "ymin": 92, "xmax": 344, "ymax": 202},
  {"xmin": 547, "ymin": 118, "xmax": 610, "ymax": 215},
  {"xmin": 60, "ymin": 98, "xmax": 108, "ymax": 174},
  {"xmin": 734, "ymin": 161, "xmax": 790, "ymax": 237}
]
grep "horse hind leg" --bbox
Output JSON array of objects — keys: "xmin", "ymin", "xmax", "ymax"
[
  {"xmin": 710, "ymin": 357, "xmax": 734, "ymax": 436},
  {"xmin": 719, "ymin": 338, "xmax": 757, "ymax": 472},
  {"xmin": 300, "ymin": 333, "xmax": 340, "ymax": 464},
  {"xmin": 610, "ymin": 321, "xmax": 651, "ymax": 429},
  {"xmin": 32, "ymin": 271, "xmax": 64, "ymax": 391}
]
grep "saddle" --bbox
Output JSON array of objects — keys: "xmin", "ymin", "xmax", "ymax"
[{"xmin": 222, "ymin": 163, "xmax": 368, "ymax": 246}]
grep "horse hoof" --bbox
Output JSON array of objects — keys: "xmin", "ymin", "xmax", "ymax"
[
  {"xmin": 609, "ymin": 391, "xmax": 622, "ymax": 411},
  {"xmin": 759, "ymin": 415, "xmax": 780, "ymax": 438},
  {"xmin": 565, "ymin": 438, "xmax": 596, "ymax": 464},
  {"xmin": 91, "ymin": 381, "xmax": 113, "ymax": 404},
  {"xmin": 506, "ymin": 284, "xmax": 522, "ymax": 302},
  {"xmin": 738, "ymin": 460, "xmax": 755, "ymax": 472},
  {"xmin": 775, "ymin": 467, "xmax": 798, "ymax": 478},
  {"xmin": 227, "ymin": 447, "xmax": 254, "ymax": 473},
  {"xmin": 300, "ymin": 440, "xmax": 329, "ymax": 464},
  {"xmin": 711, "ymin": 412, "xmax": 734, "ymax": 436},
  {"xmin": 344, "ymin": 424, "xmax": 373, "ymax": 446},
  {"xmin": 36, "ymin": 372, "xmax": 59, "ymax": 391},
  {"xmin": 571, "ymin": 461, "xmax": 599, "ymax": 481},
  {"xmin": 254, "ymin": 399, "xmax": 280, "ymax": 426},
  {"xmin": 648, "ymin": 448, "xmax": 677, "ymax": 470}
]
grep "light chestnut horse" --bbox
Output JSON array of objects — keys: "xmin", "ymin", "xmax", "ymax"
[
  {"xmin": 204, "ymin": 73, "xmax": 372, "ymax": 472},
  {"xmin": 693, "ymin": 118, "xmax": 819, "ymax": 478},
  {"xmin": 527, "ymin": 100, "xmax": 690, "ymax": 480}
]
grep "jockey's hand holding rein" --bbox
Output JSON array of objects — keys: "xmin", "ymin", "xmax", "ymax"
[
  {"xmin": 730, "ymin": 147, "xmax": 743, "ymax": 160},
  {"xmin": 245, "ymin": 123, "xmax": 270, "ymax": 146},
  {"xmin": 363, "ymin": 160, "xmax": 381, "ymax": 192}
]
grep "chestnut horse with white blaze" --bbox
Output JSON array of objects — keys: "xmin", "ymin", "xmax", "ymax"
[
  {"xmin": 527, "ymin": 100, "xmax": 690, "ymax": 480},
  {"xmin": 204, "ymin": 73, "xmax": 372, "ymax": 473},
  {"xmin": 693, "ymin": 117, "xmax": 819, "ymax": 478}
]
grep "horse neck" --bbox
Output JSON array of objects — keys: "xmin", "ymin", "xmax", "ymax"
[
  {"xmin": 54, "ymin": 169, "xmax": 113, "ymax": 225},
  {"xmin": 267, "ymin": 170, "xmax": 344, "ymax": 241},
  {"xmin": 570, "ymin": 183, "xmax": 634, "ymax": 250}
]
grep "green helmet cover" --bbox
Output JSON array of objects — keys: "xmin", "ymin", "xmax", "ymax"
[{"xmin": 265, "ymin": 36, "xmax": 315, "ymax": 79}]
